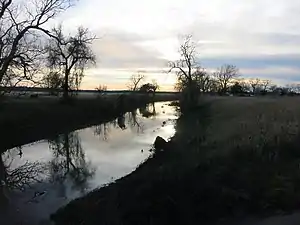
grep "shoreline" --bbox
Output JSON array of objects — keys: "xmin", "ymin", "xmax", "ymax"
[{"xmin": 0, "ymin": 94, "xmax": 178, "ymax": 153}]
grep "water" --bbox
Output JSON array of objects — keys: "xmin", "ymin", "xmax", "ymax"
[{"xmin": 0, "ymin": 101, "xmax": 178, "ymax": 225}]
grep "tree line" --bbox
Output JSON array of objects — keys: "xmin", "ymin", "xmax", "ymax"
[{"xmin": 167, "ymin": 35, "xmax": 299, "ymax": 106}]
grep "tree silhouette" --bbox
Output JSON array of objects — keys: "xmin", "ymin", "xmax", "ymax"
[
  {"xmin": 0, "ymin": 0, "xmax": 75, "ymax": 89},
  {"xmin": 230, "ymin": 82, "xmax": 243, "ymax": 95},
  {"xmin": 213, "ymin": 64, "xmax": 239, "ymax": 94},
  {"xmin": 127, "ymin": 73, "xmax": 145, "ymax": 91},
  {"xmin": 168, "ymin": 35, "xmax": 200, "ymax": 106},
  {"xmin": 46, "ymin": 26, "xmax": 96, "ymax": 99},
  {"xmin": 139, "ymin": 103, "xmax": 157, "ymax": 118},
  {"xmin": 48, "ymin": 132, "xmax": 95, "ymax": 194}
]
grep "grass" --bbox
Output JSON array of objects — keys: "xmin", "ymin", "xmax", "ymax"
[
  {"xmin": 0, "ymin": 94, "xmax": 178, "ymax": 153},
  {"xmin": 51, "ymin": 96, "xmax": 300, "ymax": 225}
]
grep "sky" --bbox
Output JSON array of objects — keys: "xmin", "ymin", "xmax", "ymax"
[{"xmin": 54, "ymin": 0, "xmax": 300, "ymax": 90}]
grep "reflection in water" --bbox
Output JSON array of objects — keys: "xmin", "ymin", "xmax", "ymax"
[
  {"xmin": 17, "ymin": 146, "xmax": 23, "ymax": 158},
  {"xmin": 1, "ymin": 150, "xmax": 46, "ymax": 190},
  {"xmin": 94, "ymin": 123, "xmax": 110, "ymax": 141},
  {"xmin": 93, "ymin": 108, "xmax": 150, "ymax": 140},
  {"xmin": 48, "ymin": 132, "xmax": 96, "ymax": 195},
  {"xmin": 139, "ymin": 103, "xmax": 157, "ymax": 118},
  {"xmin": 92, "ymin": 103, "xmax": 160, "ymax": 141},
  {"xmin": 127, "ymin": 110, "xmax": 144, "ymax": 133},
  {"xmin": 0, "ymin": 149, "xmax": 47, "ymax": 208},
  {"xmin": 0, "ymin": 155, "xmax": 9, "ymax": 209},
  {"xmin": 117, "ymin": 115, "xmax": 126, "ymax": 130},
  {"xmin": 0, "ymin": 101, "xmax": 177, "ymax": 224}
]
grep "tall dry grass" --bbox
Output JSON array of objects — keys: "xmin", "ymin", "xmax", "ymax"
[{"xmin": 203, "ymin": 97, "xmax": 300, "ymax": 154}]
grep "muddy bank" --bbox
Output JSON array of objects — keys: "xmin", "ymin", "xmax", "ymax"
[
  {"xmin": 51, "ymin": 97, "xmax": 300, "ymax": 225},
  {"xmin": 0, "ymin": 94, "xmax": 178, "ymax": 153}
]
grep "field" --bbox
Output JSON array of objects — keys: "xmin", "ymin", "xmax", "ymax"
[
  {"xmin": 0, "ymin": 93, "xmax": 179, "ymax": 153},
  {"xmin": 52, "ymin": 96, "xmax": 300, "ymax": 225}
]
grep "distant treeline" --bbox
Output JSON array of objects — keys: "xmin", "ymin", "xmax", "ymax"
[{"xmin": 0, "ymin": 86, "xmax": 180, "ymax": 95}]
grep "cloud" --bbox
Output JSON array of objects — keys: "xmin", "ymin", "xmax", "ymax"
[
  {"xmin": 56, "ymin": 0, "xmax": 300, "ymax": 89},
  {"xmin": 92, "ymin": 29, "xmax": 168, "ymax": 69},
  {"xmin": 199, "ymin": 54, "xmax": 300, "ymax": 69},
  {"xmin": 83, "ymin": 68, "xmax": 175, "ymax": 90}
]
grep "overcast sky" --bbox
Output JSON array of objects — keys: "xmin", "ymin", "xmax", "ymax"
[{"xmin": 56, "ymin": 0, "xmax": 300, "ymax": 90}]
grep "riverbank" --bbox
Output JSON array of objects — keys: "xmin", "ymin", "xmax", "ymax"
[
  {"xmin": 51, "ymin": 96, "xmax": 300, "ymax": 225},
  {"xmin": 0, "ymin": 94, "xmax": 178, "ymax": 153}
]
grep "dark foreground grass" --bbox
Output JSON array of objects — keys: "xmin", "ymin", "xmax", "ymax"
[
  {"xmin": 0, "ymin": 94, "xmax": 178, "ymax": 153},
  {"xmin": 51, "ymin": 97, "xmax": 300, "ymax": 225}
]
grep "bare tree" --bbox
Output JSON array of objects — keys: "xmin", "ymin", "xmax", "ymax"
[
  {"xmin": 249, "ymin": 78, "xmax": 261, "ymax": 94},
  {"xmin": 46, "ymin": 25, "xmax": 96, "ymax": 99},
  {"xmin": 127, "ymin": 73, "xmax": 145, "ymax": 91},
  {"xmin": 193, "ymin": 68, "xmax": 212, "ymax": 93},
  {"xmin": 139, "ymin": 82, "xmax": 159, "ymax": 93},
  {"xmin": 42, "ymin": 71, "xmax": 64, "ymax": 95},
  {"xmin": 237, "ymin": 78, "xmax": 251, "ymax": 93},
  {"xmin": 213, "ymin": 64, "xmax": 239, "ymax": 94},
  {"xmin": 168, "ymin": 35, "xmax": 202, "ymax": 106},
  {"xmin": 168, "ymin": 35, "xmax": 198, "ymax": 85},
  {"xmin": 0, "ymin": 0, "xmax": 76, "ymax": 90},
  {"xmin": 175, "ymin": 67, "xmax": 212, "ymax": 93},
  {"xmin": 261, "ymin": 79, "xmax": 271, "ymax": 92},
  {"xmin": 95, "ymin": 84, "xmax": 107, "ymax": 98}
]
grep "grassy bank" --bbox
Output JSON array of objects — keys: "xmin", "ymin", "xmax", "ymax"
[
  {"xmin": 51, "ymin": 96, "xmax": 300, "ymax": 225},
  {"xmin": 0, "ymin": 94, "xmax": 178, "ymax": 153}
]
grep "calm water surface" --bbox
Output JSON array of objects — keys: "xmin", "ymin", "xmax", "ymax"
[{"xmin": 0, "ymin": 101, "xmax": 178, "ymax": 225}]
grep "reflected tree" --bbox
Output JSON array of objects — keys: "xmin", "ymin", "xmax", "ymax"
[
  {"xmin": 17, "ymin": 146, "xmax": 23, "ymax": 158},
  {"xmin": 0, "ymin": 154, "xmax": 8, "ymax": 208},
  {"xmin": 139, "ymin": 102, "xmax": 157, "ymax": 118},
  {"xmin": 1, "ymin": 150, "xmax": 47, "ymax": 208},
  {"xmin": 117, "ymin": 115, "xmax": 126, "ymax": 130},
  {"xmin": 48, "ymin": 132, "xmax": 95, "ymax": 195},
  {"xmin": 93, "ymin": 123, "xmax": 110, "ymax": 141},
  {"xmin": 127, "ymin": 110, "xmax": 144, "ymax": 133},
  {"xmin": 1, "ymin": 151, "xmax": 46, "ymax": 190}
]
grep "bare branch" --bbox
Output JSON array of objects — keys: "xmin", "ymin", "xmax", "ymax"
[
  {"xmin": 213, "ymin": 64, "xmax": 239, "ymax": 94},
  {"xmin": 127, "ymin": 73, "xmax": 145, "ymax": 91},
  {"xmin": 4, "ymin": 161, "xmax": 47, "ymax": 191},
  {"xmin": 167, "ymin": 34, "xmax": 201, "ymax": 98},
  {"xmin": 0, "ymin": 0, "xmax": 12, "ymax": 19},
  {"xmin": 45, "ymin": 25, "xmax": 96, "ymax": 98},
  {"xmin": 0, "ymin": 0, "xmax": 76, "ymax": 87}
]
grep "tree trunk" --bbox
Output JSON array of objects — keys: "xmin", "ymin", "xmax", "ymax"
[
  {"xmin": 0, "ymin": 156, "xmax": 9, "ymax": 208},
  {"xmin": 64, "ymin": 133, "xmax": 71, "ymax": 173},
  {"xmin": 63, "ymin": 70, "xmax": 70, "ymax": 99}
]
